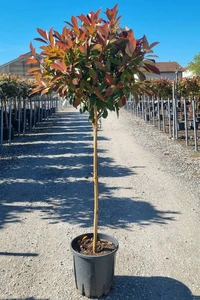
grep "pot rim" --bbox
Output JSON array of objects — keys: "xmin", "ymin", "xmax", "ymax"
[{"xmin": 70, "ymin": 232, "xmax": 119, "ymax": 259}]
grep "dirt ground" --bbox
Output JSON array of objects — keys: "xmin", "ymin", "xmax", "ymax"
[{"xmin": 0, "ymin": 106, "xmax": 199, "ymax": 300}]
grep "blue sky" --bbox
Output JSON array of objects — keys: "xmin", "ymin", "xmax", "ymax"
[{"xmin": 0, "ymin": 0, "xmax": 199, "ymax": 67}]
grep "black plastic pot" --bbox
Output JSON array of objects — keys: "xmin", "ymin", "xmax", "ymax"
[
  {"xmin": 178, "ymin": 121, "xmax": 185, "ymax": 131},
  {"xmin": 71, "ymin": 233, "xmax": 119, "ymax": 298},
  {"xmin": 3, "ymin": 127, "xmax": 14, "ymax": 141},
  {"xmin": 12, "ymin": 120, "xmax": 23, "ymax": 133},
  {"xmin": 190, "ymin": 121, "xmax": 199, "ymax": 130}
]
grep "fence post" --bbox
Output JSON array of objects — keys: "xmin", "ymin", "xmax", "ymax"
[
  {"xmin": 33, "ymin": 98, "xmax": 36, "ymax": 128},
  {"xmin": 172, "ymin": 82, "xmax": 176, "ymax": 138},
  {"xmin": 23, "ymin": 98, "xmax": 26, "ymax": 136},
  {"xmin": 148, "ymin": 96, "xmax": 150, "ymax": 123},
  {"xmin": 0, "ymin": 99, "xmax": 3, "ymax": 147},
  {"xmin": 157, "ymin": 97, "xmax": 161, "ymax": 131},
  {"xmin": 30, "ymin": 98, "xmax": 33, "ymax": 131},
  {"xmin": 168, "ymin": 98, "xmax": 172, "ymax": 137},
  {"xmin": 192, "ymin": 100, "xmax": 198, "ymax": 151},
  {"xmin": 8, "ymin": 98, "xmax": 12, "ymax": 145},
  {"xmin": 183, "ymin": 99, "xmax": 188, "ymax": 146},
  {"xmin": 161, "ymin": 98, "xmax": 166, "ymax": 132},
  {"xmin": 152, "ymin": 97, "xmax": 155, "ymax": 126},
  {"xmin": 38, "ymin": 97, "xmax": 41, "ymax": 123},
  {"xmin": 18, "ymin": 98, "xmax": 21, "ymax": 137}
]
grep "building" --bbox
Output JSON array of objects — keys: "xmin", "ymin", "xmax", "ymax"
[
  {"xmin": 0, "ymin": 52, "xmax": 40, "ymax": 78},
  {"xmin": 145, "ymin": 61, "xmax": 184, "ymax": 80}
]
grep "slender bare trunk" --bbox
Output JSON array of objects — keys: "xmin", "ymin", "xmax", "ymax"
[
  {"xmin": 5, "ymin": 102, "xmax": 8, "ymax": 128},
  {"xmin": 93, "ymin": 105, "xmax": 99, "ymax": 253}
]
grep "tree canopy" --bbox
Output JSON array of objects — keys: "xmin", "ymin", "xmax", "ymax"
[
  {"xmin": 25, "ymin": 4, "xmax": 159, "ymax": 121},
  {"xmin": 188, "ymin": 52, "xmax": 200, "ymax": 76}
]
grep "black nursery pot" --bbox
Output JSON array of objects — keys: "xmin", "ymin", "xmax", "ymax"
[
  {"xmin": 71, "ymin": 233, "xmax": 119, "ymax": 298},
  {"xmin": 3, "ymin": 127, "xmax": 14, "ymax": 141}
]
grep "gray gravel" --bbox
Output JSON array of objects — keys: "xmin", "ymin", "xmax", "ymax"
[{"xmin": 0, "ymin": 106, "xmax": 199, "ymax": 300}]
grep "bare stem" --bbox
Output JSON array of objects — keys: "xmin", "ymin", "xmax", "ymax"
[{"xmin": 93, "ymin": 105, "xmax": 99, "ymax": 253}]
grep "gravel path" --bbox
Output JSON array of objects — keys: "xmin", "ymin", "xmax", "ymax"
[{"xmin": 0, "ymin": 106, "xmax": 199, "ymax": 300}]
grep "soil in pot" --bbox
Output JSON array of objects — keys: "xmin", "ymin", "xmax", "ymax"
[{"xmin": 74, "ymin": 236, "xmax": 116, "ymax": 256}]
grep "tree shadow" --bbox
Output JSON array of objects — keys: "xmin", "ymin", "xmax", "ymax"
[
  {"xmin": 0, "ymin": 110, "xmax": 179, "ymax": 229},
  {"xmin": 101, "ymin": 275, "xmax": 200, "ymax": 300},
  {"xmin": 0, "ymin": 252, "xmax": 38, "ymax": 257},
  {"xmin": 0, "ymin": 298, "xmax": 48, "ymax": 300}
]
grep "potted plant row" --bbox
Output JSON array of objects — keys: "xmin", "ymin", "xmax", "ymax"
[{"xmin": 24, "ymin": 4, "xmax": 159, "ymax": 298}]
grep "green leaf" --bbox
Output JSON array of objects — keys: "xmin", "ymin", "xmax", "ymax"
[{"xmin": 102, "ymin": 109, "xmax": 108, "ymax": 118}]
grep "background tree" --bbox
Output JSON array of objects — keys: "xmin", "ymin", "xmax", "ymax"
[{"xmin": 188, "ymin": 52, "xmax": 200, "ymax": 76}]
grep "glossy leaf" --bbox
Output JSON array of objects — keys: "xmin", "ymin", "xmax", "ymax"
[
  {"xmin": 27, "ymin": 67, "xmax": 41, "ymax": 73},
  {"xmin": 37, "ymin": 28, "xmax": 48, "ymax": 40},
  {"xmin": 26, "ymin": 58, "xmax": 39, "ymax": 65},
  {"xmin": 30, "ymin": 42, "xmax": 36, "ymax": 57},
  {"xmin": 104, "ymin": 73, "xmax": 114, "ymax": 85},
  {"xmin": 34, "ymin": 38, "xmax": 48, "ymax": 44}
]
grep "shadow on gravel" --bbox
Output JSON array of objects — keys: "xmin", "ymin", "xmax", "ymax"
[
  {"xmin": 101, "ymin": 275, "xmax": 199, "ymax": 300},
  {"xmin": 0, "ymin": 111, "xmax": 178, "ymax": 229},
  {"xmin": 0, "ymin": 298, "xmax": 48, "ymax": 300},
  {"xmin": 0, "ymin": 252, "xmax": 38, "ymax": 256}
]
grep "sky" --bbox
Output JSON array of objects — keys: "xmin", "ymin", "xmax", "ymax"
[{"xmin": 0, "ymin": 0, "xmax": 200, "ymax": 68}]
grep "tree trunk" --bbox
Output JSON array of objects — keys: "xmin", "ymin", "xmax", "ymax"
[
  {"xmin": 93, "ymin": 105, "xmax": 99, "ymax": 253},
  {"xmin": 5, "ymin": 102, "xmax": 8, "ymax": 128}
]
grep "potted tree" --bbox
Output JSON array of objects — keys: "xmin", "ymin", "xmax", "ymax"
[
  {"xmin": 25, "ymin": 4, "xmax": 159, "ymax": 298},
  {"xmin": 0, "ymin": 75, "xmax": 17, "ymax": 141}
]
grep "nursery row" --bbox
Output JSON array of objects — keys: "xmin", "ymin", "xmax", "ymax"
[
  {"xmin": 0, "ymin": 96, "xmax": 61, "ymax": 146},
  {"xmin": 149, "ymin": 76, "xmax": 200, "ymax": 99},
  {"xmin": 126, "ymin": 96, "xmax": 200, "ymax": 151}
]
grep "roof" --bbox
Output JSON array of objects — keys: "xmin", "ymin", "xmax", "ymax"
[
  {"xmin": 0, "ymin": 52, "xmax": 41, "ymax": 68},
  {"xmin": 155, "ymin": 62, "xmax": 184, "ymax": 72}
]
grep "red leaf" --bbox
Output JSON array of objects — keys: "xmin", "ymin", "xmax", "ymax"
[
  {"xmin": 71, "ymin": 16, "xmax": 78, "ymax": 28},
  {"xmin": 65, "ymin": 21, "xmax": 73, "ymax": 27},
  {"xmin": 27, "ymin": 67, "xmax": 41, "ymax": 73},
  {"xmin": 94, "ymin": 8, "xmax": 101, "ymax": 20},
  {"xmin": 92, "ymin": 44, "xmax": 102, "ymax": 52},
  {"xmin": 51, "ymin": 75, "xmax": 64, "ymax": 83},
  {"xmin": 104, "ymin": 73, "xmax": 114, "ymax": 85},
  {"xmin": 49, "ymin": 28, "xmax": 55, "ymax": 46},
  {"xmin": 34, "ymin": 38, "xmax": 48, "ymax": 44},
  {"xmin": 51, "ymin": 63, "xmax": 65, "ymax": 72},
  {"xmin": 97, "ymin": 23, "xmax": 109, "ymax": 39},
  {"xmin": 105, "ymin": 4, "xmax": 118, "ymax": 21},
  {"xmin": 77, "ymin": 14, "xmax": 91, "ymax": 26},
  {"xmin": 29, "ymin": 86, "xmax": 43, "ymax": 95},
  {"xmin": 79, "ymin": 31, "xmax": 86, "ymax": 42},
  {"xmin": 118, "ymin": 96, "xmax": 126, "ymax": 107},
  {"xmin": 53, "ymin": 30, "xmax": 61, "ymax": 40},
  {"xmin": 94, "ymin": 88, "xmax": 106, "ymax": 101},
  {"xmin": 41, "ymin": 88, "xmax": 50, "ymax": 95},
  {"xmin": 30, "ymin": 42, "xmax": 36, "ymax": 57},
  {"xmin": 37, "ymin": 28, "xmax": 48, "ymax": 40},
  {"xmin": 143, "ymin": 62, "xmax": 160, "ymax": 74},
  {"xmin": 74, "ymin": 98, "xmax": 81, "ymax": 108},
  {"xmin": 116, "ymin": 83, "xmax": 123, "ymax": 88},
  {"xmin": 72, "ymin": 78, "xmax": 79, "ymax": 85},
  {"xmin": 106, "ymin": 86, "xmax": 114, "ymax": 96},
  {"xmin": 56, "ymin": 41, "xmax": 69, "ymax": 50},
  {"xmin": 78, "ymin": 45, "xmax": 86, "ymax": 54},
  {"xmin": 149, "ymin": 42, "xmax": 159, "ymax": 49},
  {"xmin": 26, "ymin": 58, "xmax": 39, "ymax": 65}
]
